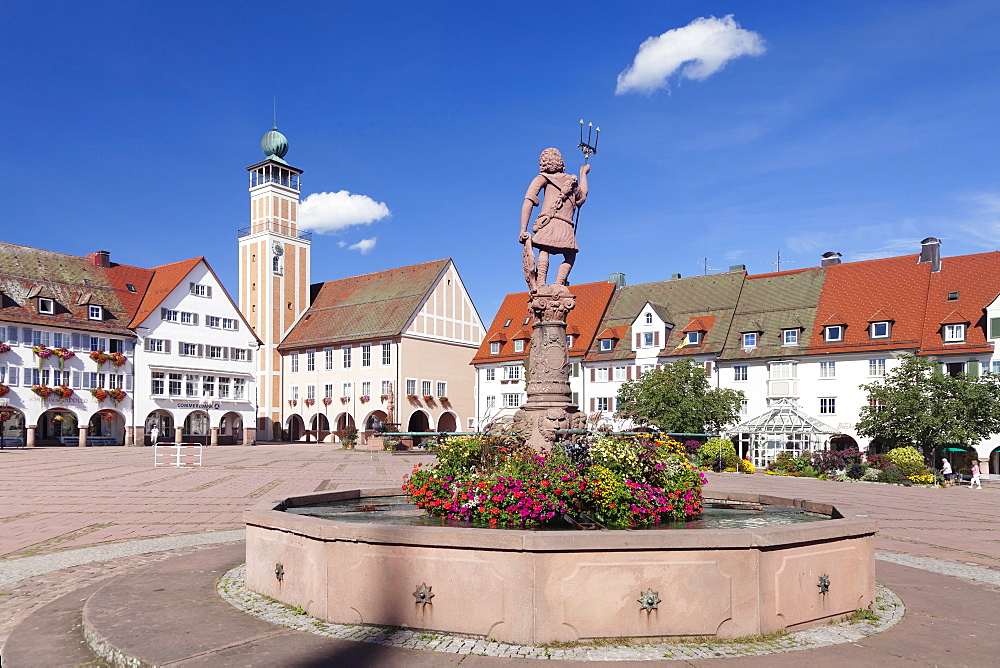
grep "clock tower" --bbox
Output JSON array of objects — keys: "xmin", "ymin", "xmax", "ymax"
[{"xmin": 238, "ymin": 127, "xmax": 311, "ymax": 439}]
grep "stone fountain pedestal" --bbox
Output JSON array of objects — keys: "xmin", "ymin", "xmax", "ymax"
[{"xmin": 512, "ymin": 285, "xmax": 585, "ymax": 451}]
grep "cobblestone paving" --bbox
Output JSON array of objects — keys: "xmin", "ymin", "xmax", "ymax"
[{"xmin": 218, "ymin": 564, "xmax": 904, "ymax": 661}]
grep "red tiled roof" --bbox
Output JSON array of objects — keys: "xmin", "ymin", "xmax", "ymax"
[
  {"xmin": 682, "ymin": 316, "xmax": 715, "ymax": 333},
  {"xmin": 868, "ymin": 308, "xmax": 894, "ymax": 322},
  {"xmin": 279, "ymin": 259, "xmax": 451, "ymax": 350},
  {"xmin": 920, "ymin": 252, "xmax": 1000, "ymax": 357},
  {"xmin": 808, "ymin": 254, "xmax": 929, "ymax": 354},
  {"xmin": 597, "ymin": 326, "xmax": 624, "ymax": 340},
  {"xmin": 471, "ymin": 281, "xmax": 617, "ymax": 364},
  {"xmin": 127, "ymin": 257, "xmax": 204, "ymax": 328},
  {"xmin": 939, "ymin": 309, "xmax": 970, "ymax": 324}
]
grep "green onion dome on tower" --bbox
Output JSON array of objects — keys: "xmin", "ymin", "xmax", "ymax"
[{"xmin": 260, "ymin": 126, "xmax": 289, "ymax": 161}]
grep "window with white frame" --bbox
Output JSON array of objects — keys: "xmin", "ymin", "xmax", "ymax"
[
  {"xmin": 306, "ymin": 384, "xmax": 315, "ymax": 400},
  {"xmin": 324, "ymin": 383, "xmax": 334, "ymax": 399},
  {"xmin": 189, "ymin": 283, "xmax": 211, "ymax": 297},
  {"xmin": 643, "ymin": 332, "xmax": 655, "ymax": 347},
  {"xmin": 600, "ymin": 338, "xmax": 613, "ymax": 351},
  {"xmin": 490, "ymin": 341, "xmax": 500, "ymax": 354},
  {"xmin": 734, "ymin": 365, "xmax": 748, "ymax": 381},
  {"xmin": 502, "ymin": 393, "xmax": 522, "ymax": 408},
  {"xmin": 306, "ymin": 350, "xmax": 315, "ymax": 372},
  {"xmin": 88, "ymin": 305, "xmax": 103, "ymax": 321},
  {"xmin": 207, "ymin": 315, "xmax": 221, "ymax": 328},
  {"xmin": 740, "ymin": 399, "xmax": 749, "ymax": 415},
  {"xmin": 870, "ymin": 321, "xmax": 891, "ymax": 339},
  {"xmin": 596, "ymin": 397, "xmax": 610, "ymax": 411},
  {"xmin": 180, "ymin": 342, "xmax": 199, "ymax": 357},
  {"xmin": 151, "ymin": 372, "xmax": 164, "ymax": 395},
  {"xmin": 222, "ymin": 318, "xmax": 238, "ymax": 330},
  {"xmin": 503, "ymin": 365, "xmax": 522, "ymax": 380},
  {"xmin": 819, "ymin": 361, "xmax": 836, "ymax": 378},
  {"xmin": 436, "ymin": 381, "xmax": 447, "ymax": 397},
  {"xmin": 361, "ymin": 344, "xmax": 371, "ymax": 367},
  {"xmin": 782, "ymin": 329, "xmax": 798, "ymax": 345},
  {"xmin": 361, "ymin": 381, "xmax": 371, "ymax": 398},
  {"xmin": 645, "ymin": 312, "xmax": 653, "ymax": 325},
  {"xmin": 203, "ymin": 376, "xmax": 216, "ymax": 396},
  {"xmin": 381, "ymin": 342, "xmax": 391, "ymax": 365},
  {"xmin": 992, "ymin": 361, "xmax": 1000, "ymax": 376},
  {"xmin": 342, "ymin": 346, "xmax": 351, "ymax": 368},
  {"xmin": 381, "ymin": 380, "xmax": 391, "ymax": 396},
  {"xmin": 869, "ymin": 358, "xmax": 886, "ymax": 377},
  {"xmin": 207, "ymin": 345, "xmax": 226, "ymax": 360},
  {"xmin": 742, "ymin": 332, "xmax": 757, "ymax": 349},
  {"xmin": 596, "ymin": 367, "xmax": 609, "ymax": 382},
  {"xmin": 820, "ymin": 397, "xmax": 836, "ymax": 414},
  {"xmin": 485, "ymin": 368, "xmax": 496, "ymax": 381},
  {"xmin": 288, "ymin": 384, "xmax": 297, "ymax": 400},
  {"xmin": 179, "ymin": 311, "xmax": 196, "ymax": 325},
  {"xmin": 421, "ymin": 380, "xmax": 432, "ymax": 396},
  {"xmin": 38, "ymin": 298, "xmax": 54, "ymax": 314},
  {"xmin": 769, "ymin": 362, "xmax": 795, "ymax": 379},
  {"xmin": 486, "ymin": 395, "xmax": 496, "ymax": 408},
  {"xmin": 146, "ymin": 338, "xmax": 166, "ymax": 353},
  {"xmin": 342, "ymin": 382, "xmax": 352, "ymax": 398},
  {"xmin": 234, "ymin": 378, "xmax": 246, "ymax": 400},
  {"xmin": 514, "ymin": 339, "xmax": 525, "ymax": 352},
  {"xmin": 161, "ymin": 308, "xmax": 179, "ymax": 322},
  {"xmin": 824, "ymin": 325, "xmax": 843, "ymax": 342},
  {"xmin": 168, "ymin": 373, "xmax": 182, "ymax": 396},
  {"xmin": 324, "ymin": 348, "xmax": 334, "ymax": 370},
  {"xmin": 613, "ymin": 366, "xmax": 626, "ymax": 381},
  {"xmin": 218, "ymin": 377, "xmax": 231, "ymax": 398},
  {"xmin": 566, "ymin": 334, "xmax": 574, "ymax": 347},
  {"xmin": 231, "ymin": 348, "xmax": 251, "ymax": 362},
  {"xmin": 186, "ymin": 374, "xmax": 199, "ymax": 397},
  {"xmin": 406, "ymin": 378, "xmax": 416, "ymax": 395},
  {"xmin": 685, "ymin": 331, "xmax": 701, "ymax": 345},
  {"xmin": 944, "ymin": 323, "xmax": 966, "ymax": 342},
  {"xmin": 291, "ymin": 352, "xmax": 299, "ymax": 372},
  {"xmin": 52, "ymin": 369, "xmax": 68, "ymax": 386}
]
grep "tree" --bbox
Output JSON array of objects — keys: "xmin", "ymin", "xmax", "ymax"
[
  {"xmin": 857, "ymin": 355, "xmax": 1000, "ymax": 453},
  {"xmin": 615, "ymin": 358, "xmax": 745, "ymax": 433}
]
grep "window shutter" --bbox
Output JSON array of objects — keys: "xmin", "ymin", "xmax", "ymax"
[
  {"xmin": 626, "ymin": 366, "xmax": 632, "ymax": 380},
  {"xmin": 206, "ymin": 286, "xmax": 212, "ymax": 298},
  {"xmin": 590, "ymin": 368, "xmax": 595, "ymax": 382},
  {"xmin": 22, "ymin": 328, "xmax": 32, "ymax": 346},
  {"xmin": 223, "ymin": 347, "xmax": 230, "ymax": 360},
  {"xmin": 160, "ymin": 308, "xmax": 167, "ymax": 319},
  {"xmin": 968, "ymin": 360, "xmax": 981, "ymax": 378},
  {"xmin": 197, "ymin": 344, "xmax": 203, "ymax": 357},
  {"xmin": 164, "ymin": 340, "xmax": 171, "ymax": 354},
  {"xmin": 9, "ymin": 367, "xmax": 18, "ymax": 386},
  {"xmin": 0, "ymin": 326, "xmax": 5, "ymax": 341},
  {"xmin": 6, "ymin": 327, "xmax": 16, "ymax": 344},
  {"xmin": 992, "ymin": 318, "xmax": 1000, "ymax": 339},
  {"xmin": 193, "ymin": 314, "xmax": 199, "ymax": 325},
  {"xmin": 144, "ymin": 338, "xmax": 152, "ymax": 352},
  {"xmin": 654, "ymin": 331, "xmax": 660, "ymax": 347},
  {"xmin": 99, "ymin": 338, "xmax": 107, "ymax": 351},
  {"xmin": 70, "ymin": 332, "xmax": 80, "ymax": 349},
  {"xmin": 635, "ymin": 333, "xmax": 641, "ymax": 348},
  {"xmin": 589, "ymin": 398, "xmax": 595, "ymax": 412},
  {"xmin": 126, "ymin": 375, "xmax": 133, "ymax": 391},
  {"xmin": 247, "ymin": 349, "xmax": 253, "ymax": 362},
  {"xmin": 125, "ymin": 339, "xmax": 134, "ymax": 353},
  {"xmin": 705, "ymin": 361, "xmax": 712, "ymax": 377},
  {"xmin": 72, "ymin": 371, "xmax": 81, "ymax": 389}
]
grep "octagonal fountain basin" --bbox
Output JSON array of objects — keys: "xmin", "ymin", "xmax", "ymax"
[{"xmin": 244, "ymin": 487, "xmax": 877, "ymax": 646}]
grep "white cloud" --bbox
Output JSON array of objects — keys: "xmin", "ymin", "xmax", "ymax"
[
  {"xmin": 346, "ymin": 237, "xmax": 377, "ymax": 254},
  {"xmin": 616, "ymin": 15, "xmax": 765, "ymax": 95},
  {"xmin": 299, "ymin": 190, "xmax": 390, "ymax": 234}
]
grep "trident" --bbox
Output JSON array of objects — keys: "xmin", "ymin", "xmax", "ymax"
[{"xmin": 574, "ymin": 119, "xmax": 600, "ymax": 231}]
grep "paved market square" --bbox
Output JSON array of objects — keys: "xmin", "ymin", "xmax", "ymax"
[{"xmin": 2, "ymin": 443, "xmax": 1000, "ymax": 665}]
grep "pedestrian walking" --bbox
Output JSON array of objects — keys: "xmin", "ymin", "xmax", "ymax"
[
  {"xmin": 149, "ymin": 424, "xmax": 160, "ymax": 445},
  {"xmin": 941, "ymin": 457, "xmax": 953, "ymax": 485},
  {"xmin": 970, "ymin": 460, "xmax": 982, "ymax": 489}
]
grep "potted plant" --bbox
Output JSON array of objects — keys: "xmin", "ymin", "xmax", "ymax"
[
  {"xmin": 108, "ymin": 351, "xmax": 128, "ymax": 367},
  {"xmin": 423, "ymin": 395, "xmax": 434, "ymax": 402},
  {"xmin": 288, "ymin": 399, "xmax": 298, "ymax": 407},
  {"xmin": 89, "ymin": 350, "xmax": 110, "ymax": 368},
  {"xmin": 341, "ymin": 426, "xmax": 358, "ymax": 450},
  {"xmin": 340, "ymin": 396, "xmax": 350, "ymax": 404},
  {"xmin": 31, "ymin": 384, "xmax": 53, "ymax": 403},
  {"xmin": 360, "ymin": 395, "xmax": 370, "ymax": 403},
  {"xmin": 33, "ymin": 345, "xmax": 52, "ymax": 370},
  {"xmin": 0, "ymin": 342, "xmax": 11, "ymax": 354},
  {"xmin": 54, "ymin": 385, "xmax": 74, "ymax": 400},
  {"xmin": 90, "ymin": 387, "xmax": 109, "ymax": 402},
  {"xmin": 322, "ymin": 397, "xmax": 333, "ymax": 406},
  {"xmin": 304, "ymin": 398, "xmax": 316, "ymax": 407},
  {"xmin": 53, "ymin": 347, "xmax": 75, "ymax": 370},
  {"xmin": 107, "ymin": 388, "xmax": 127, "ymax": 404},
  {"xmin": 0, "ymin": 383, "xmax": 9, "ymax": 397}
]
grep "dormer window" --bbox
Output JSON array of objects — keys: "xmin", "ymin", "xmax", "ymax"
[
  {"xmin": 88, "ymin": 305, "xmax": 103, "ymax": 321},
  {"xmin": 782, "ymin": 329, "xmax": 798, "ymax": 346},
  {"xmin": 824, "ymin": 325, "xmax": 844, "ymax": 342},
  {"xmin": 513, "ymin": 339, "xmax": 525, "ymax": 353},
  {"xmin": 870, "ymin": 321, "xmax": 891, "ymax": 339},
  {"xmin": 944, "ymin": 323, "xmax": 966, "ymax": 343},
  {"xmin": 600, "ymin": 338, "xmax": 614, "ymax": 351},
  {"xmin": 523, "ymin": 317, "xmax": 531, "ymax": 325},
  {"xmin": 38, "ymin": 298, "xmax": 54, "ymax": 315},
  {"xmin": 504, "ymin": 319, "xmax": 512, "ymax": 327},
  {"xmin": 490, "ymin": 341, "xmax": 500, "ymax": 354},
  {"xmin": 685, "ymin": 331, "xmax": 701, "ymax": 345},
  {"xmin": 742, "ymin": 332, "xmax": 757, "ymax": 349},
  {"xmin": 566, "ymin": 334, "xmax": 574, "ymax": 347},
  {"xmin": 126, "ymin": 284, "xmax": 137, "ymax": 293},
  {"xmin": 645, "ymin": 312, "xmax": 653, "ymax": 325}
]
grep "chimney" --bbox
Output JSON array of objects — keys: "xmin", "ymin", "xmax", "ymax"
[
  {"xmin": 821, "ymin": 251, "xmax": 842, "ymax": 267},
  {"xmin": 608, "ymin": 272, "xmax": 626, "ymax": 289},
  {"xmin": 670, "ymin": 273, "xmax": 681, "ymax": 280},
  {"xmin": 728, "ymin": 264, "xmax": 746, "ymax": 272},
  {"xmin": 918, "ymin": 237, "xmax": 941, "ymax": 273},
  {"xmin": 87, "ymin": 250, "xmax": 111, "ymax": 268}
]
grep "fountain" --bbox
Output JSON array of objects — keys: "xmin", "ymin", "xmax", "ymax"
[{"xmin": 244, "ymin": 137, "xmax": 876, "ymax": 644}]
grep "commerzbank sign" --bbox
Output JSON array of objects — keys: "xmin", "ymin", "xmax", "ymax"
[{"xmin": 175, "ymin": 401, "xmax": 224, "ymax": 410}]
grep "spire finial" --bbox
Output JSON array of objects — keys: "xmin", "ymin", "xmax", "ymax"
[{"xmin": 273, "ymin": 95, "xmax": 277, "ymax": 130}]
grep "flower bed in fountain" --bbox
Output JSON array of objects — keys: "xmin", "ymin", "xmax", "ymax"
[{"xmin": 404, "ymin": 435, "xmax": 705, "ymax": 528}]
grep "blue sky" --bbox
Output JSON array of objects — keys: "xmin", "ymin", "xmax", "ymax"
[{"xmin": 4, "ymin": 1, "xmax": 1000, "ymax": 322}]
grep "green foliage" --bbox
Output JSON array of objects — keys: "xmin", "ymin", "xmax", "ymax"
[
  {"xmin": 858, "ymin": 355, "xmax": 1000, "ymax": 453},
  {"xmin": 341, "ymin": 426, "xmax": 358, "ymax": 448},
  {"xmin": 877, "ymin": 465, "xmax": 908, "ymax": 485},
  {"xmin": 615, "ymin": 358, "xmax": 745, "ymax": 433},
  {"xmin": 698, "ymin": 437, "xmax": 739, "ymax": 472},
  {"xmin": 768, "ymin": 451, "xmax": 811, "ymax": 475}
]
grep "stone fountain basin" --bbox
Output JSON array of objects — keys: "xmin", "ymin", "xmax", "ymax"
[{"xmin": 244, "ymin": 487, "xmax": 877, "ymax": 646}]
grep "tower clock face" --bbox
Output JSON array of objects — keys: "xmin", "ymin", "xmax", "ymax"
[{"xmin": 272, "ymin": 242, "xmax": 283, "ymax": 256}]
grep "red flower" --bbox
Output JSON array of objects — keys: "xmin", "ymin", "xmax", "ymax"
[{"xmin": 491, "ymin": 508, "xmax": 500, "ymax": 514}]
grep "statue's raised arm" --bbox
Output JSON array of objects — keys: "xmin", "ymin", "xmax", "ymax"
[{"xmin": 519, "ymin": 148, "xmax": 591, "ymax": 290}]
